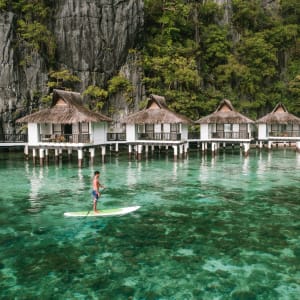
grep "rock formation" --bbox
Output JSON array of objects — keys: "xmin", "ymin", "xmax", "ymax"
[{"xmin": 0, "ymin": 0, "xmax": 144, "ymax": 134}]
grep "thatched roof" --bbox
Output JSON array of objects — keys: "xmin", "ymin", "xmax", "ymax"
[
  {"xmin": 122, "ymin": 94, "xmax": 193, "ymax": 124},
  {"xmin": 195, "ymin": 99, "xmax": 254, "ymax": 124},
  {"xmin": 17, "ymin": 89, "xmax": 112, "ymax": 124},
  {"xmin": 256, "ymin": 103, "xmax": 300, "ymax": 124}
]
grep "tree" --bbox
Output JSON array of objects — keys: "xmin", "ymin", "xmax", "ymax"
[
  {"xmin": 83, "ymin": 85, "xmax": 108, "ymax": 111},
  {"xmin": 47, "ymin": 69, "xmax": 81, "ymax": 90}
]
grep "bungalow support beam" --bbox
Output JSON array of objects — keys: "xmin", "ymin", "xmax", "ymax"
[
  {"xmin": 39, "ymin": 148, "xmax": 44, "ymax": 166},
  {"xmin": 101, "ymin": 146, "xmax": 106, "ymax": 162},
  {"xmin": 115, "ymin": 143, "xmax": 119, "ymax": 153},
  {"xmin": 145, "ymin": 145, "xmax": 149, "ymax": 158},
  {"xmin": 45, "ymin": 149, "xmax": 49, "ymax": 163},
  {"xmin": 32, "ymin": 148, "xmax": 37, "ymax": 164},
  {"xmin": 268, "ymin": 141, "xmax": 272, "ymax": 150},
  {"xmin": 172, "ymin": 145, "xmax": 178, "ymax": 161},
  {"xmin": 179, "ymin": 144, "xmax": 183, "ymax": 158},
  {"xmin": 89, "ymin": 148, "xmax": 95, "ymax": 164},
  {"xmin": 137, "ymin": 144, "xmax": 143, "ymax": 160},
  {"xmin": 128, "ymin": 144, "xmax": 132, "ymax": 158},
  {"xmin": 67, "ymin": 149, "xmax": 72, "ymax": 160},
  {"xmin": 24, "ymin": 145, "xmax": 29, "ymax": 160},
  {"xmin": 77, "ymin": 149, "xmax": 83, "ymax": 168},
  {"xmin": 212, "ymin": 142, "xmax": 217, "ymax": 155},
  {"xmin": 184, "ymin": 143, "xmax": 188, "ymax": 158},
  {"xmin": 296, "ymin": 142, "xmax": 300, "ymax": 152},
  {"xmin": 243, "ymin": 143, "xmax": 250, "ymax": 157},
  {"xmin": 55, "ymin": 149, "xmax": 59, "ymax": 163}
]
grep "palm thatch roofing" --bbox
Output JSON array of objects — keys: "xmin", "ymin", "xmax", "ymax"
[
  {"xmin": 17, "ymin": 89, "xmax": 112, "ymax": 124},
  {"xmin": 195, "ymin": 99, "xmax": 254, "ymax": 124},
  {"xmin": 122, "ymin": 94, "xmax": 193, "ymax": 125},
  {"xmin": 256, "ymin": 103, "xmax": 300, "ymax": 124}
]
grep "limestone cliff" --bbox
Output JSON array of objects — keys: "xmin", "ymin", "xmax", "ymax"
[{"xmin": 0, "ymin": 0, "xmax": 143, "ymax": 134}]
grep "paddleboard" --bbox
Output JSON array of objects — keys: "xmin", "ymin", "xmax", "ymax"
[{"xmin": 64, "ymin": 206, "xmax": 140, "ymax": 217}]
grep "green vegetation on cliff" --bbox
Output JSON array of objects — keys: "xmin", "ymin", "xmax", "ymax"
[
  {"xmin": 143, "ymin": 0, "xmax": 300, "ymax": 119},
  {"xmin": 1, "ymin": 0, "xmax": 299, "ymax": 119}
]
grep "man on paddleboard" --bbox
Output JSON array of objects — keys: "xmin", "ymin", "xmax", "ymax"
[{"xmin": 92, "ymin": 171, "xmax": 104, "ymax": 213}]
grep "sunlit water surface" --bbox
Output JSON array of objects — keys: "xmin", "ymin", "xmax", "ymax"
[{"xmin": 0, "ymin": 149, "xmax": 300, "ymax": 299}]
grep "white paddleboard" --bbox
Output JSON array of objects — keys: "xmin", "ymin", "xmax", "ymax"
[{"xmin": 64, "ymin": 206, "xmax": 140, "ymax": 217}]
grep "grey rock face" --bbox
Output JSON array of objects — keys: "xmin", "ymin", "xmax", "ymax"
[
  {"xmin": 0, "ymin": 0, "xmax": 144, "ymax": 134},
  {"xmin": 54, "ymin": 0, "xmax": 144, "ymax": 88}
]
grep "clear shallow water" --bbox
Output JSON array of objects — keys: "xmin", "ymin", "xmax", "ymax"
[{"xmin": 0, "ymin": 149, "xmax": 300, "ymax": 299}]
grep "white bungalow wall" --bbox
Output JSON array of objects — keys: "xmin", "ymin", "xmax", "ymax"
[
  {"xmin": 200, "ymin": 124, "xmax": 209, "ymax": 140},
  {"xmin": 126, "ymin": 124, "xmax": 136, "ymax": 142},
  {"xmin": 181, "ymin": 124, "xmax": 188, "ymax": 140},
  {"xmin": 92, "ymin": 122, "xmax": 107, "ymax": 144},
  {"xmin": 39, "ymin": 123, "xmax": 52, "ymax": 135},
  {"xmin": 163, "ymin": 124, "xmax": 170, "ymax": 133},
  {"xmin": 232, "ymin": 124, "xmax": 239, "ymax": 132},
  {"xmin": 258, "ymin": 124, "xmax": 267, "ymax": 139},
  {"xmin": 28, "ymin": 123, "xmax": 39, "ymax": 145}
]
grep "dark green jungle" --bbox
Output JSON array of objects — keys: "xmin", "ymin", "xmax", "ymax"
[{"xmin": 1, "ymin": 0, "xmax": 299, "ymax": 120}]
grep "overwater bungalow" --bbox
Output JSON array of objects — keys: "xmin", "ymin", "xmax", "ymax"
[
  {"xmin": 256, "ymin": 103, "xmax": 300, "ymax": 151},
  {"xmin": 195, "ymin": 99, "xmax": 255, "ymax": 155},
  {"xmin": 17, "ymin": 89, "xmax": 112, "ymax": 166},
  {"xmin": 122, "ymin": 94, "xmax": 193, "ymax": 159}
]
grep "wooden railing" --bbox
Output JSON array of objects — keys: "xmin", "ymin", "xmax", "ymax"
[
  {"xmin": 40, "ymin": 134, "xmax": 91, "ymax": 143},
  {"xmin": 211, "ymin": 131, "xmax": 250, "ymax": 139},
  {"xmin": 107, "ymin": 133, "xmax": 126, "ymax": 141},
  {"xmin": 0, "ymin": 134, "xmax": 27, "ymax": 142},
  {"xmin": 188, "ymin": 132, "xmax": 199, "ymax": 139},
  {"xmin": 137, "ymin": 132, "xmax": 181, "ymax": 141},
  {"xmin": 269, "ymin": 131, "xmax": 300, "ymax": 137}
]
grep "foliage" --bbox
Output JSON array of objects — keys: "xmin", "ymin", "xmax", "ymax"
[
  {"xmin": 47, "ymin": 69, "xmax": 81, "ymax": 90},
  {"xmin": 11, "ymin": 0, "xmax": 56, "ymax": 64},
  {"xmin": 108, "ymin": 75, "xmax": 133, "ymax": 104},
  {"xmin": 0, "ymin": 0, "xmax": 7, "ymax": 10},
  {"xmin": 143, "ymin": 0, "xmax": 300, "ymax": 119},
  {"xmin": 83, "ymin": 85, "xmax": 108, "ymax": 111},
  {"xmin": 3, "ymin": 0, "xmax": 300, "ymax": 119}
]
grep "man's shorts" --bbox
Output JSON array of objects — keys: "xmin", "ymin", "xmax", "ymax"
[{"xmin": 92, "ymin": 190, "xmax": 99, "ymax": 202}]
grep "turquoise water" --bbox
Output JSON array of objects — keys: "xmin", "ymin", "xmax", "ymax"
[{"xmin": 1, "ymin": 149, "xmax": 300, "ymax": 299}]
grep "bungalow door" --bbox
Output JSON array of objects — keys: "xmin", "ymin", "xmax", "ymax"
[
  {"xmin": 145, "ymin": 124, "xmax": 154, "ymax": 139},
  {"xmin": 216, "ymin": 124, "xmax": 224, "ymax": 138},
  {"xmin": 239, "ymin": 124, "xmax": 248, "ymax": 139},
  {"xmin": 79, "ymin": 123, "xmax": 90, "ymax": 143},
  {"xmin": 63, "ymin": 124, "xmax": 72, "ymax": 142},
  {"xmin": 170, "ymin": 123, "xmax": 180, "ymax": 140}
]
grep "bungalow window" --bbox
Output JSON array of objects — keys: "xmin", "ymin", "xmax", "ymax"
[
  {"xmin": 63, "ymin": 124, "xmax": 72, "ymax": 135},
  {"xmin": 80, "ymin": 123, "xmax": 89, "ymax": 133},
  {"xmin": 271, "ymin": 124, "xmax": 278, "ymax": 132},
  {"xmin": 224, "ymin": 124, "xmax": 232, "ymax": 132},
  {"xmin": 286, "ymin": 124, "xmax": 292, "ymax": 132},
  {"xmin": 145, "ymin": 124, "xmax": 154, "ymax": 133},
  {"xmin": 239, "ymin": 124, "xmax": 247, "ymax": 132},
  {"xmin": 137, "ymin": 124, "xmax": 144, "ymax": 133},
  {"xmin": 216, "ymin": 124, "xmax": 223, "ymax": 132},
  {"xmin": 53, "ymin": 124, "xmax": 62, "ymax": 135},
  {"xmin": 170, "ymin": 123, "xmax": 179, "ymax": 133}
]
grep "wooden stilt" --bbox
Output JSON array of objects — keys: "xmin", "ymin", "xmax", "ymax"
[
  {"xmin": 173, "ymin": 145, "xmax": 178, "ymax": 161},
  {"xmin": 39, "ymin": 148, "xmax": 44, "ymax": 166},
  {"xmin": 78, "ymin": 149, "xmax": 83, "ymax": 168},
  {"xmin": 32, "ymin": 148, "xmax": 37, "ymax": 164},
  {"xmin": 89, "ymin": 148, "xmax": 95, "ymax": 164}
]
